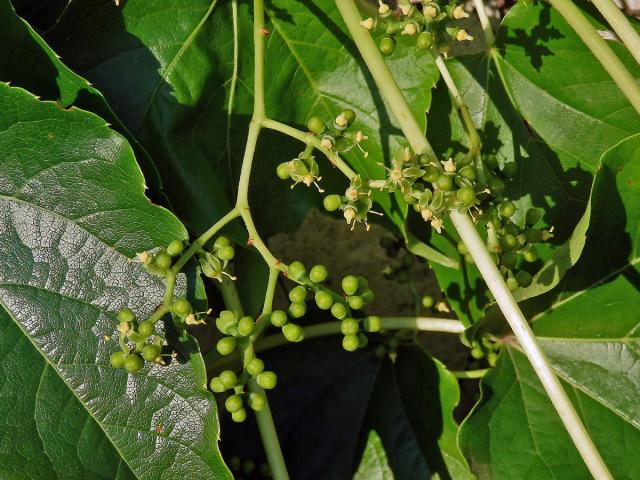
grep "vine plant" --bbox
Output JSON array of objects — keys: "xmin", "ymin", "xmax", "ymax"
[{"xmin": 1, "ymin": 0, "xmax": 640, "ymax": 479}]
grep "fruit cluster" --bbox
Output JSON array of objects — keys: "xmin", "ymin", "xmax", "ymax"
[
  {"xmin": 199, "ymin": 235, "xmax": 237, "ymax": 282},
  {"xmin": 359, "ymin": 0, "xmax": 474, "ymax": 56}
]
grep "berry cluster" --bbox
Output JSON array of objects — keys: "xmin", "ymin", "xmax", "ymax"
[
  {"xmin": 359, "ymin": 0, "xmax": 474, "ymax": 56},
  {"xmin": 199, "ymin": 235, "xmax": 237, "ymax": 282},
  {"xmin": 277, "ymin": 110, "xmax": 367, "ymax": 193},
  {"xmin": 471, "ymin": 336, "xmax": 500, "ymax": 367},
  {"xmin": 137, "ymin": 239, "xmax": 184, "ymax": 277},
  {"xmin": 323, "ymin": 174, "xmax": 381, "ymax": 230},
  {"xmin": 211, "ymin": 309, "xmax": 278, "ymax": 422}
]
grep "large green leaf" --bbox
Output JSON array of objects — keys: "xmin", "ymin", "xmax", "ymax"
[
  {"xmin": 40, "ymin": 0, "xmax": 437, "ymax": 237},
  {"xmin": 0, "ymin": 83, "xmax": 229, "ymax": 479},
  {"xmin": 496, "ymin": 2, "xmax": 640, "ymax": 169},
  {"xmin": 0, "ymin": 0, "xmax": 163, "ymax": 195},
  {"xmin": 459, "ymin": 135, "xmax": 640, "ymax": 478}
]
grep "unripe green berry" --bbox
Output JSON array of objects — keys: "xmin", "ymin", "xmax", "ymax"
[
  {"xmin": 489, "ymin": 178, "xmax": 505, "ymax": 196},
  {"xmin": 287, "ymin": 261, "xmax": 307, "ymax": 281},
  {"xmin": 141, "ymin": 344, "xmax": 161, "ymax": 362},
  {"xmin": 502, "ymin": 162, "xmax": 517, "ymax": 178},
  {"xmin": 471, "ymin": 346, "xmax": 484, "ymax": 359},
  {"xmin": 216, "ymin": 310, "xmax": 238, "ymax": 334},
  {"xmin": 248, "ymin": 392, "xmax": 266, "ymax": 411},
  {"xmin": 210, "ymin": 377, "xmax": 225, "ymax": 393},
  {"xmin": 342, "ymin": 109, "xmax": 356, "ymax": 125},
  {"xmin": 173, "ymin": 298, "xmax": 192, "ymax": 317},
  {"xmin": 225, "ymin": 394, "xmax": 243, "ymax": 413},
  {"xmin": 526, "ymin": 208, "xmax": 541, "ymax": 225},
  {"xmin": 364, "ymin": 316, "xmax": 381, "ymax": 333},
  {"xmin": 237, "ymin": 316, "xmax": 255, "ymax": 336},
  {"xmin": 289, "ymin": 302, "xmax": 306, "ymax": 319},
  {"xmin": 118, "ymin": 308, "xmax": 135, "ymax": 323},
  {"xmin": 315, "ymin": 290, "xmax": 334, "ymax": 310},
  {"xmin": 214, "ymin": 236, "xmax": 231, "ymax": 249},
  {"xmin": 331, "ymin": 302, "xmax": 348, "ymax": 320},
  {"xmin": 456, "ymin": 186, "xmax": 476, "ymax": 204},
  {"xmin": 246, "ymin": 358, "xmax": 265, "ymax": 377},
  {"xmin": 523, "ymin": 247, "xmax": 538, "ymax": 263},
  {"xmin": 421, "ymin": 295, "xmax": 434, "ymax": 309},
  {"xmin": 515, "ymin": 271, "xmax": 533, "ymax": 288},
  {"xmin": 218, "ymin": 245, "xmax": 235, "ymax": 261},
  {"xmin": 309, "ymin": 264, "xmax": 328, "ymax": 283},
  {"xmin": 138, "ymin": 320, "xmax": 155, "ymax": 337},
  {"xmin": 416, "ymin": 31, "xmax": 434, "ymax": 49},
  {"xmin": 154, "ymin": 251, "xmax": 172, "ymax": 270},
  {"xmin": 288, "ymin": 285, "xmax": 307, "ymax": 304},
  {"xmin": 216, "ymin": 337, "xmax": 237, "ymax": 355},
  {"xmin": 167, "ymin": 239, "xmax": 184, "ymax": 257},
  {"xmin": 231, "ymin": 408, "xmax": 247, "ymax": 423},
  {"xmin": 307, "ymin": 116, "xmax": 325, "ymax": 134},
  {"xmin": 436, "ymin": 174, "xmax": 454, "ymax": 191},
  {"xmin": 506, "ymin": 277, "xmax": 519, "ymax": 292},
  {"xmin": 500, "ymin": 234, "xmax": 518, "ymax": 251},
  {"xmin": 270, "ymin": 310, "xmax": 288, "ymax": 327},
  {"xmin": 361, "ymin": 289, "xmax": 375, "ymax": 305},
  {"xmin": 219, "ymin": 370, "xmax": 238, "ymax": 389},
  {"xmin": 110, "ymin": 350, "xmax": 125, "ymax": 369},
  {"xmin": 342, "ymin": 334, "xmax": 359, "ymax": 352},
  {"xmin": 277, "ymin": 162, "xmax": 290, "ymax": 180},
  {"xmin": 323, "ymin": 195, "xmax": 341, "ymax": 212},
  {"xmin": 257, "ymin": 371, "xmax": 277, "ymax": 390},
  {"xmin": 340, "ymin": 318, "xmax": 359, "ymax": 335},
  {"xmin": 499, "ymin": 201, "xmax": 516, "ymax": 218},
  {"xmin": 358, "ymin": 333, "xmax": 368, "ymax": 349},
  {"xmin": 282, "ymin": 323, "xmax": 304, "ymax": 342},
  {"xmin": 342, "ymin": 275, "xmax": 359, "ymax": 295},
  {"xmin": 379, "ymin": 36, "xmax": 395, "ymax": 55},
  {"xmin": 348, "ymin": 295, "xmax": 364, "ymax": 310},
  {"xmin": 501, "ymin": 251, "xmax": 517, "ymax": 269},
  {"xmin": 459, "ymin": 165, "xmax": 476, "ymax": 181},
  {"xmin": 124, "ymin": 354, "xmax": 143, "ymax": 373},
  {"xmin": 423, "ymin": 165, "xmax": 440, "ymax": 183}
]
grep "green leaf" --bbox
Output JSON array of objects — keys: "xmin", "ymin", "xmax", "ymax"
[
  {"xmin": 0, "ymin": 83, "xmax": 229, "ymax": 479},
  {"xmin": 459, "ymin": 135, "xmax": 640, "ymax": 478},
  {"xmin": 353, "ymin": 431, "xmax": 394, "ymax": 480},
  {"xmin": 40, "ymin": 0, "xmax": 437, "ymax": 237},
  {"xmin": 0, "ymin": 0, "xmax": 163, "ymax": 195},
  {"xmin": 357, "ymin": 346, "xmax": 473, "ymax": 480},
  {"xmin": 496, "ymin": 2, "xmax": 640, "ymax": 169}
]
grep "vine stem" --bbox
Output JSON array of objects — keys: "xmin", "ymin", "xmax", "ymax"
[
  {"xmin": 590, "ymin": 0, "xmax": 640, "ymax": 65},
  {"xmin": 472, "ymin": 0, "xmax": 495, "ymax": 47},
  {"xmin": 547, "ymin": 0, "xmax": 640, "ymax": 116},
  {"xmin": 206, "ymin": 316, "xmax": 464, "ymax": 371},
  {"xmin": 449, "ymin": 211, "xmax": 612, "ymax": 480},
  {"xmin": 335, "ymin": 1, "xmax": 612, "ymax": 478}
]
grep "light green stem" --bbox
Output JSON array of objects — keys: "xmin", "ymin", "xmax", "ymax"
[
  {"xmin": 547, "ymin": 0, "xmax": 640, "ymax": 116},
  {"xmin": 590, "ymin": 0, "xmax": 640, "ymax": 65},
  {"xmin": 335, "ymin": 0, "xmax": 437, "ymax": 161},
  {"xmin": 336, "ymin": 2, "xmax": 612, "ymax": 478},
  {"xmin": 210, "ymin": 317, "xmax": 464, "ymax": 365},
  {"xmin": 449, "ymin": 211, "xmax": 612, "ymax": 480},
  {"xmin": 473, "ymin": 0, "xmax": 495, "ymax": 47}
]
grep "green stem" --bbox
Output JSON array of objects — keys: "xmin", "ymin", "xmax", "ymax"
[
  {"xmin": 335, "ymin": 0, "xmax": 437, "ymax": 161},
  {"xmin": 547, "ymin": 0, "xmax": 640, "ymax": 116},
  {"xmin": 337, "ymin": 2, "xmax": 611, "ymax": 478},
  {"xmin": 210, "ymin": 317, "xmax": 465, "ymax": 365},
  {"xmin": 171, "ymin": 208, "xmax": 240, "ymax": 273},
  {"xmin": 261, "ymin": 118, "xmax": 357, "ymax": 180},
  {"xmin": 590, "ymin": 0, "xmax": 640, "ymax": 65},
  {"xmin": 449, "ymin": 210, "xmax": 612, "ymax": 480},
  {"xmin": 472, "ymin": 0, "xmax": 495, "ymax": 47},
  {"xmin": 451, "ymin": 368, "xmax": 488, "ymax": 379}
]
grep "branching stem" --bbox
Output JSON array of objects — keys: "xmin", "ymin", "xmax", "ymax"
[{"xmin": 335, "ymin": 1, "xmax": 612, "ymax": 478}]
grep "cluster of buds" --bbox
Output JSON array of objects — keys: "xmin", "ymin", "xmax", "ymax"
[
  {"xmin": 198, "ymin": 235, "xmax": 237, "ymax": 282},
  {"xmin": 323, "ymin": 175, "xmax": 382, "ymax": 231},
  {"xmin": 359, "ymin": 0, "xmax": 474, "ymax": 56}
]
